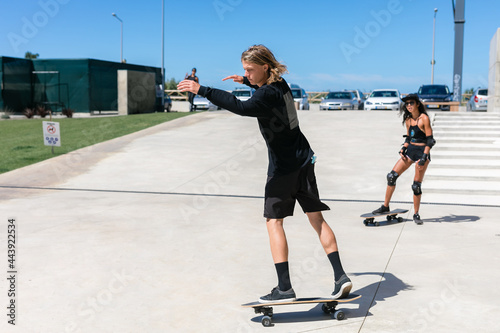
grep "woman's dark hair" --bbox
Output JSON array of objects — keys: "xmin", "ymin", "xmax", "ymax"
[{"xmin": 399, "ymin": 97, "xmax": 427, "ymax": 124}]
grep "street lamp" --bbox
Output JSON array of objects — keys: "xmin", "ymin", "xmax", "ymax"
[
  {"xmin": 161, "ymin": 0, "xmax": 165, "ymax": 111},
  {"xmin": 431, "ymin": 8, "xmax": 438, "ymax": 84},
  {"xmin": 112, "ymin": 13, "xmax": 123, "ymax": 63}
]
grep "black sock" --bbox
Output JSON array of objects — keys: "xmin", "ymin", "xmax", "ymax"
[
  {"xmin": 327, "ymin": 251, "xmax": 345, "ymax": 281},
  {"xmin": 275, "ymin": 262, "xmax": 292, "ymax": 291}
]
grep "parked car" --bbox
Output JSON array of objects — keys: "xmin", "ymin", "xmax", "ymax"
[
  {"xmin": 418, "ymin": 84, "xmax": 452, "ymax": 111},
  {"xmin": 346, "ymin": 89, "xmax": 366, "ymax": 110},
  {"xmin": 466, "ymin": 88, "xmax": 488, "ymax": 111},
  {"xmin": 364, "ymin": 89, "xmax": 401, "ymax": 111},
  {"xmin": 289, "ymin": 84, "xmax": 310, "ymax": 110},
  {"xmin": 164, "ymin": 94, "xmax": 172, "ymax": 112},
  {"xmin": 193, "ymin": 96, "xmax": 218, "ymax": 111},
  {"xmin": 232, "ymin": 88, "xmax": 254, "ymax": 101},
  {"xmin": 319, "ymin": 91, "xmax": 357, "ymax": 110}
]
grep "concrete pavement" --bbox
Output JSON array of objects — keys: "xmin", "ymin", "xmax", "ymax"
[{"xmin": 1, "ymin": 107, "xmax": 499, "ymax": 332}]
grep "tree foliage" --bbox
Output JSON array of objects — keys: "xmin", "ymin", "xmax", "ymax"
[{"xmin": 24, "ymin": 51, "xmax": 39, "ymax": 59}]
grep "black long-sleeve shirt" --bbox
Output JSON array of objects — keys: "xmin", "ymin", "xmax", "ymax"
[{"xmin": 197, "ymin": 77, "xmax": 314, "ymax": 176}]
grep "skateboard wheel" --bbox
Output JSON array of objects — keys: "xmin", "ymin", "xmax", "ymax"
[
  {"xmin": 261, "ymin": 315, "xmax": 272, "ymax": 327},
  {"xmin": 374, "ymin": 222, "xmax": 380, "ymax": 227},
  {"xmin": 398, "ymin": 217, "xmax": 403, "ymax": 222},
  {"xmin": 334, "ymin": 310, "xmax": 345, "ymax": 320}
]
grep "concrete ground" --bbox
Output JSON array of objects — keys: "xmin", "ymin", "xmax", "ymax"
[{"xmin": 1, "ymin": 106, "xmax": 499, "ymax": 333}]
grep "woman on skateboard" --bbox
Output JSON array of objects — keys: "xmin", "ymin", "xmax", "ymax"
[
  {"xmin": 185, "ymin": 68, "xmax": 199, "ymax": 112},
  {"xmin": 178, "ymin": 45, "xmax": 352, "ymax": 302},
  {"xmin": 372, "ymin": 94, "xmax": 435, "ymax": 225}
]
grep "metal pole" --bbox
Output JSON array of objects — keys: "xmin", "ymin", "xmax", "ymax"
[
  {"xmin": 161, "ymin": 0, "xmax": 165, "ymax": 111},
  {"xmin": 431, "ymin": 8, "xmax": 438, "ymax": 84},
  {"xmin": 112, "ymin": 13, "xmax": 123, "ymax": 63},
  {"xmin": 452, "ymin": 0, "xmax": 465, "ymax": 102}
]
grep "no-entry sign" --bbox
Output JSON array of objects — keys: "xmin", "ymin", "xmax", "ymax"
[{"xmin": 42, "ymin": 121, "xmax": 61, "ymax": 147}]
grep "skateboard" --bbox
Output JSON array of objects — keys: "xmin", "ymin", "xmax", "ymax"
[
  {"xmin": 242, "ymin": 294, "xmax": 361, "ymax": 327},
  {"xmin": 361, "ymin": 208, "xmax": 409, "ymax": 226}
]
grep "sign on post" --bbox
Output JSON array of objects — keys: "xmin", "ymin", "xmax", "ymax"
[{"xmin": 42, "ymin": 121, "xmax": 61, "ymax": 147}]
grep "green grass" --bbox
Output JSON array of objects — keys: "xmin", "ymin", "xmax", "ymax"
[{"xmin": 0, "ymin": 112, "xmax": 192, "ymax": 174}]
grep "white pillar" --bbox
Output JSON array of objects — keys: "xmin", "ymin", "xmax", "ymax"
[{"xmin": 488, "ymin": 28, "xmax": 500, "ymax": 113}]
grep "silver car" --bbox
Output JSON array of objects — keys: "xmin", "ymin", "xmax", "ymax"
[
  {"xmin": 290, "ymin": 86, "xmax": 310, "ymax": 110},
  {"xmin": 319, "ymin": 91, "xmax": 356, "ymax": 110},
  {"xmin": 193, "ymin": 96, "xmax": 218, "ymax": 111},
  {"xmin": 467, "ymin": 88, "xmax": 488, "ymax": 111},
  {"xmin": 347, "ymin": 89, "xmax": 366, "ymax": 110}
]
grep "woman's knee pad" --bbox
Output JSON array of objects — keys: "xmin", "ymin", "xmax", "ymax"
[
  {"xmin": 412, "ymin": 181, "xmax": 422, "ymax": 195},
  {"xmin": 387, "ymin": 170, "xmax": 399, "ymax": 186}
]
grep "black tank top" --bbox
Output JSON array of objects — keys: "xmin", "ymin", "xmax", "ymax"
[{"xmin": 409, "ymin": 118, "xmax": 426, "ymax": 143}]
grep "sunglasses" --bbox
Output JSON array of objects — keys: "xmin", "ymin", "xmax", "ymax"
[{"xmin": 405, "ymin": 101, "xmax": 416, "ymax": 106}]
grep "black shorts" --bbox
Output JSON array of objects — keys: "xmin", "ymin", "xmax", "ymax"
[
  {"xmin": 264, "ymin": 161, "xmax": 330, "ymax": 219},
  {"xmin": 406, "ymin": 144, "xmax": 430, "ymax": 162}
]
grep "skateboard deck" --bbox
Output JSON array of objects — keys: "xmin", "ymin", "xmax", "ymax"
[
  {"xmin": 242, "ymin": 294, "xmax": 361, "ymax": 327},
  {"xmin": 360, "ymin": 208, "xmax": 409, "ymax": 226}
]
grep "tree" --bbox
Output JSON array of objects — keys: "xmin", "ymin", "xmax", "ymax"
[
  {"xmin": 464, "ymin": 87, "xmax": 474, "ymax": 95},
  {"xmin": 25, "ymin": 51, "xmax": 39, "ymax": 59},
  {"xmin": 463, "ymin": 87, "xmax": 474, "ymax": 102},
  {"xmin": 165, "ymin": 77, "xmax": 179, "ymax": 90}
]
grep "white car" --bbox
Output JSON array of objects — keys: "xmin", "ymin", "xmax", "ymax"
[
  {"xmin": 364, "ymin": 89, "xmax": 401, "ymax": 111},
  {"xmin": 232, "ymin": 88, "xmax": 254, "ymax": 101},
  {"xmin": 289, "ymin": 83, "xmax": 310, "ymax": 110},
  {"xmin": 193, "ymin": 96, "xmax": 218, "ymax": 111},
  {"xmin": 466, "ymin": 88, "xmax": 488, "ymax": 111}
]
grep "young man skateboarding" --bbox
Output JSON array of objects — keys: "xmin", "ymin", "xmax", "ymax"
[{"xmin": 178, "ymin": 45, "xmax": 352, "ymax": 302}]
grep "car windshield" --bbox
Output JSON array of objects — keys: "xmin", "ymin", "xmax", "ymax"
[
  {"xmin": 232, "ymin": 90, "xmax": 251, "ymax": 97},
  {"xmin": 370, "ymin": 91, "xmax": 397, "ymax": 98},
  {"xmin": 477, "ymin": 89, "xmax": 488, "ymax": 96},
  {"xmin": 419, "ymin": 85, "xmax": 449, "ymax": 95},
  {"xmin": 326, "ymin": 92, "xmax": 352, "ymax": 99},
  {"xmin": 291, "ymin": 89, "xmax": 302, "ymax": 98}
]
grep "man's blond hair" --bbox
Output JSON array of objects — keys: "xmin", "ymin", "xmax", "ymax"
[{"xmin": 241, "ymin": 45, "xmax": 288, "ymax": 85}]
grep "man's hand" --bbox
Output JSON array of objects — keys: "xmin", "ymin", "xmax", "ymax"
[
  {"xmin": 222, "ymin": 75, "xmax": 244, "ymax": 84},
  {"xmin": 177, "ymin": 80, "xmax": 200, "ymax": 94}
]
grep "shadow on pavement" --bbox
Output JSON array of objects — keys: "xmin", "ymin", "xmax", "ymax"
[{"xmin": 424, "ymin": 214, "xmax": 480, "ymax": 223}]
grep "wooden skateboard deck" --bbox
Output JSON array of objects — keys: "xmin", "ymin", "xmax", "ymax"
[
  {"xmin": 242, "ymin": 294, "xmax": 361, "ymax": 327},
  {"xmin": 360, "ymin": 208, "xmax": 409, "ymax": 226}
]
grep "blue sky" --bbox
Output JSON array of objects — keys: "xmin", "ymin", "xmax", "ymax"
[{"xmin": 1, "ymin": 0, "xmax": 498, "ymax": 94}]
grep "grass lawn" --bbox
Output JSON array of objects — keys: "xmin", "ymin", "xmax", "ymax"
[{"xmin": 0, "ymin": 112, "xmax": 192, "ymax": 174}]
